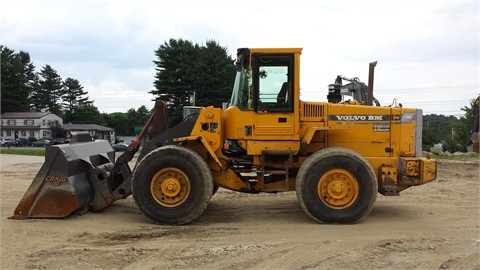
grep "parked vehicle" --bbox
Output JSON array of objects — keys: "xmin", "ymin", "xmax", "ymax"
[
  {"xmin": 31, "ymin": 139, "xmax": 51, "ymax": 147},
  {"xmin": 112, "ymin": 143, "xmax": 129, "ymax": 152},
  {"xmin": 0, "ymin": 138, "xmax": 15, "ymax": 147},
  {"xmin": 51, "ymin": 138, "xmax": 66, "ymax": 145},
  {"xmin": 15, "ymin": 138, "xmax": 30, "ymax": 147}
]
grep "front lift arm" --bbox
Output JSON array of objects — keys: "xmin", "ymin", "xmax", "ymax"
[{"xmin": 93, "ymin": 101, "xmax": 170, "ymax": 209}]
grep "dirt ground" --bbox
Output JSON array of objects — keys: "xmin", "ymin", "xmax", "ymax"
[{"xmin": 1, "ymin": 154, "xmax": 479, "ymax": 270}]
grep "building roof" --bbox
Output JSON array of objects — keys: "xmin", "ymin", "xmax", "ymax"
[
  {"xmin": 63, "ymin": 124, "xmax": 114, "ymax": 132},
  {"xmin": 1, "ymin": 112, "xmax": 53, "ymax": 119}
]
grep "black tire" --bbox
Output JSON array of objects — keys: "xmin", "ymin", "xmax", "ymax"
[
  {"xmin": 296, "ymin": 147, "xmax": 377, "ymax": 224},
  {"xmin": 132, "ymin": 145, "xmax": 214, "ymax": 225}
]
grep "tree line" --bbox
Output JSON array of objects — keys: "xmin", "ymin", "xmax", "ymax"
[
  {"xmin": 1, "ymin": 45, "xmax": 103, "ymax": 124},
  {"xmin": 1, "ymin": 39, "xmax": 236, "ymax": 137},
  {"xmin": 423, "ymin": 98, "xmax": 478, "ymax": 153}
]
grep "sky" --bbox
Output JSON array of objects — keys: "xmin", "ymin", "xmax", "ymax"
[{"xmin": 1, "ymin": 0, "xmax": 478, "ymax": 117}]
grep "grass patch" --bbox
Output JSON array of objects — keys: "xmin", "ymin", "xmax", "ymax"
[
  {"xmin": 0, "ymin": 148, "xmax": 45, "ymax": 156},
  {"xmin": 429, "ymin": 152, "xmax": 480, "ymax": 160}
]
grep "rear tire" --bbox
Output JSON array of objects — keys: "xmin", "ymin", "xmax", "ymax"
[
  {"xmin": 296, "ymin": 147, "xmax": 377, "ymax": 224},
  {"xmin": 132, "ymin": 145, "xmax": 213, "ymax": 225}
]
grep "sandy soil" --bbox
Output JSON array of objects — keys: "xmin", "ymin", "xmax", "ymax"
[{"xmin": 1, "ymin": 154, "xmax": 479, "ymax": 270}]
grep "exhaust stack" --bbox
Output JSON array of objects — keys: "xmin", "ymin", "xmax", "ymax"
[{"xmin": 367, "ymin": 61, "xmax": 378, "ymax": 106}]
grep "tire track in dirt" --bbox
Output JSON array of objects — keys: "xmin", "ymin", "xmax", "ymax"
[
  {"xmin": 262, "ymin": 243, "xmax": 316, "ymax": 270},
  {"xmin": 257, "ymin": 241, "xmax": 353, "ymax": 270},
  {"xmin": 415, "ymin": 239, "xmax": 480, "ymax": 269},
  {"xmin": 450, "ymin": 250, "xmax": 480, "ymax": 270},
  {"xmin": 194, "ymin": 240, "xmax": 354, "ymax": 270}
]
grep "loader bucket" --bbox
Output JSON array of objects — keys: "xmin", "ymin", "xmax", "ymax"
[{"xmin": 10, "ymin": 139, "xmax": 116, "ymax": 219}]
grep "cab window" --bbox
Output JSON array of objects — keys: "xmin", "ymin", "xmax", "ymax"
[{"xmin": 253, "ymin": 55, "xmax": 293, "ymax": 112}]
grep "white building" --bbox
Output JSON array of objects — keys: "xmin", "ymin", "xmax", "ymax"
[{"xmin": 0, "ymin": 112, "xmax": 63, "ymax": 140}]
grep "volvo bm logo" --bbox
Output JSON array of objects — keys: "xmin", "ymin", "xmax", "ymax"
[{"xmin": 330, "ymin": 115, "xmax": 388, "ymax": 121}]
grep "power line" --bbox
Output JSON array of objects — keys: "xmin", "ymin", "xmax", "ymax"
[
  {"xmin": 401, "ymin": 100, "xmax": 470, "ymax": 105},
  {"xmin": 375, "ymin": 85, "xmax": 477, "ymax": 92},
  {"xmin": 301, "ymin": 85, "xmax": 477, "ymax": 95}
]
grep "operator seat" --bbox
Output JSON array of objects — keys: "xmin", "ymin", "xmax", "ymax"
[{"xmin": 277, "ymin": 82, "xmax": 289, "ymax": 106}]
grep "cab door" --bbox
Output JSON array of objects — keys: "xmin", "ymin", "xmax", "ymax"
[{"xmin": 252, "ymin": 54, "xmax": 296, "ymax": 140}]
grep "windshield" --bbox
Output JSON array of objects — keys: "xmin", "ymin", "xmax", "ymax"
[{"xmin": 229, "ymin": 54, "xmax": 251, "ymax": 110}]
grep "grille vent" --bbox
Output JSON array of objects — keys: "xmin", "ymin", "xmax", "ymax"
[{"xmin": 303, "ymin": 103, "xmax": 325, "ymax": 118}]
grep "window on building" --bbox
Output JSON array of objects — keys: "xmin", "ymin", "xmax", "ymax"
[
  {"xmin": 7, "ymin": 120, "xmax": 16, "ymax": 125},
  {"xmin": 21, "ymin": 131, "xmax": 26, "ymax": 136},
  {"xmin": 29, "ymin": 131, "xmax": 35, "ymax": 137},
  {"xmin": 24, "ymin": 120, "xmax": 34, "ymax": 125}
]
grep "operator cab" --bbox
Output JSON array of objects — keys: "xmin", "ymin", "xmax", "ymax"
[
  {"xmin": 229, "ymin": 48, "xmax": 295, "ymax": 113},
  {"xmin": 224, "ymin": 48, "xmax": 302, "ymax": 156}
]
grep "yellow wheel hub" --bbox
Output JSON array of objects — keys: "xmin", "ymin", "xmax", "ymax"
[
  {"xmin": 317, "ymin": 169, "xmax": 359, "ymax": 209},
  {"xmin": 150, "ymin": 167, "xmax": 191, "ymax": 207}
]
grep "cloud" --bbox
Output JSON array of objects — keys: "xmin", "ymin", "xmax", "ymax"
[{"xmin": 85, "ymin": 78, "xmax": 155, "ymax": 113}]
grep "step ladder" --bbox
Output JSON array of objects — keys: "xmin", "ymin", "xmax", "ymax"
[{"xmin": 259, "ymin": 150, "xmax": 294, "ymax": 192}]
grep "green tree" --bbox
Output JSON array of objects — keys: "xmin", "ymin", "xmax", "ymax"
[
  {"xmin": 125, "ymin": 105, "xmax": 152, "ymax": 135},
  {"xmin": 71, "ymin": 103, "xmax": 105, "ymax": 125},
  {"xmin": 150, "ymin": 38, "xmax": 235, "ymax": 125},
  {"xmin": 0, "ymin": 45, "xmax": 36, "ymax": 113},
  {"xmin": 62, "ymin": 77, "xmax": 93, "ymax": 123},
  {"xmin": 150, "ymin": 39, "xmax": 200, "ymax": 125},
  {"xmin": 49, "ymin": 121, "xmax": 65, "ymax": 139},
  {"xmin": 104, "ymin": 112, "xmax": 130, "ymax": 136},
  {"xmin": 194, "ymin": 40, "xmax": 236, "ymax": 108},
  {"xmin": 129, "ymin": 105, "xmax": 151, "ymax": 126},
  {"xmin": 423, "ymin": 98, "xmax": 479, "ymax": 153},
  {"xmin": 31, "ymin": 64, "xmax": 64, "ymax": 114},
  {"xmin": 422, "ymin": 114, "xmax": 459, "ymax": 151},
  {"xmin": 446, "ymin": 97, "xmax": 479, "ymax": 152},
  {"xmin": 103, "ymin": 106, "xmax": 151, "ymax": 136}
]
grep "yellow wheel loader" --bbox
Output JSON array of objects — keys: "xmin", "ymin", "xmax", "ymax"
[{"xmin": 11, "ymin": 48, "xmax": 437, "ymax": 224}]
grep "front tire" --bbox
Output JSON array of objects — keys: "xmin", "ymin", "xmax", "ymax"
[
  {"xmin": 296, "ymin": 147, "xmax": 377, "ymax": 224},
  {"xmin": 132, "ymin": 145, "xmax": 213, "ymax": 225}
]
